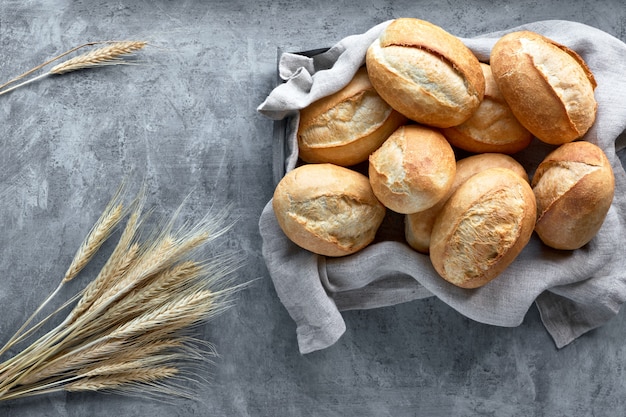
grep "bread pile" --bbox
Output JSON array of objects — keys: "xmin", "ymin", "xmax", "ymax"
[{"xmin": 272, "ymin": 18, "xmax": 614, "ymax": 289}]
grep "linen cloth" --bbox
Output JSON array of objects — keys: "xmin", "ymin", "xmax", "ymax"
[{"xmin": 257, "ymin": 20, "xmax": 626, "ymax": 354}]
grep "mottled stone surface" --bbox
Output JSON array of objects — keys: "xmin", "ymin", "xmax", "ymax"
[{"xmin": 0, "ymin": 1, "xmax": 625, "ymax": 416}]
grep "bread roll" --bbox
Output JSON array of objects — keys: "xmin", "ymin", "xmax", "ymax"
[
  {"xmin": 406, "ymin": 153, "xmax": 528, "ymax": 253},
  {"xmin": 273, "ymin": 163, "xmax": 386, "ymax": 257},
  {"xmin": 490, "ymin": 31, "xmax": 597, "ymax": 145},
  {"xmin": 531, "ymin": 141, "xmax": 614, "ymax": 250},
  {"xmin": 430, "ymin": 168, "xmax": 536, "ymax": 288},
  {"xmin": 365, "ymin": 18, "xmax": 485, "ymax": 128},
  {"xmin": 298, "ymin": 67, "xmax": 407, "ymax": 166},
  {"xmin": 441, "ymin": 64, "xmax": 533, "ymax": 154},
  {"xmin": 369, "ymin": 124, "xmax": 456, "ymax": 214}
]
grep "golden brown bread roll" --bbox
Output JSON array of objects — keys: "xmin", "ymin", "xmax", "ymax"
[
  {"xmin": 365, "ymin": 18, "xmax": 485, "ymax": 128},
  {"xmin": 272, "ymin": 163, "xmax": 386, "ymax": 257},
  {"xmin": 441, "ymin": 63, "xmax": 533, "ymax": 154},
  {"xmin": 490, "ymin": 31, "xmax": 597, "ymax": 145},
  {"xmin": 430, "ymin": 167, "xmax": 536, "ymax": 288},
  {"xmin": 531, "ymin": 141, "xmax": 614, "ymax": 250},
  {"xmin": 297, "ymin": 67, "xmax": 407, "ymax": 166},
  {"xmin": 405, "ymin": 153, "xmax": 529, "ymax": 253},
  {"xmin": 368, "ymin": 124, "xmax": 456, "ymax": 214}
]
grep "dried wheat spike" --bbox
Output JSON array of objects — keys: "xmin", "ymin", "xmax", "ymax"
[{"xmin": 49, "ymin": 41, "xmax": 147, "ymax": 75}]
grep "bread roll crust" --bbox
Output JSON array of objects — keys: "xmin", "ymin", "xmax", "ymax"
[
  {"xmin": 531, "ymin": 141, "xmax": 614, "ymax": 250},
  {"xmin": 298, "ymin": 67, "xmax": 407, "ymax": 166},
  {"xmin": 365, "ymin": 18, "xmax": 485, "ymax": 128},
  {"xmin": 273, "ymin": 163, "xmax": 386, "ymax": 257},
  {"xmin": 405, "ymin": 153, "xmax": 528, "ymax": 253},
  {"xmin": 369, "ymin": 124, "xmax": 456, "ymax": 214},
  {"xmin": 490, "ymin": 31, "xmax": 597, "ymax": 145},
  {"xmin": 430, "ymin": 168, "xmax": 536, "ymax": 288},
  {"xmin": 441, "ymin": 64, "xmax": 533, "ymax": 154}
]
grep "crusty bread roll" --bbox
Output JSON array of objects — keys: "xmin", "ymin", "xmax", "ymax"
[
  {"xmin": 406, "ymin": 153, "xmax": 528, "ymax": 253},
  {"xmin": 273, "ymin": 163, "xmax": 386, "ymax": 257},
  {"xmin": 531, "ymin": 141, "xmax": 614, "ymax": 250},
  {"xmin": 365, "ymin": 18, "xmax": 485, "ymax": 128},
  {"xmin": 369, "ymin": 124, "xmax": 456, "ymax": 214},
  {"xmin": 441, "ymin": 64, "xmax": 532, "ymax": 154},
  {"xmin": 430, "ymin": 167, "xmax": 536, "ymax": 288},
  {"xmin": 490, "ymin": 31, "xmax": 597, "ymax": 145},
  {"xmin": 298, "ymin": 67, "xmax": 407, "ymax": 166}
]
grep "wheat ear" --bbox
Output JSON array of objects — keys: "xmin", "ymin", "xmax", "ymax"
[
  {"xmin": 0, "ymin": 189, "xmax": 125, "ymax": 357},
  {"xmin": 0, "ymin": 189, "xmax": 244, "ymax": 402},
  {"xmin": 0, "ymin": 42, "xmax": 101, "ymax": 91},
  {"xmin": 0, "ymin": 192, "xmax": 142, "ymax": 352},
  {"xmin": 65, "ymin": 190, "xmax": 146, "ymax": 324},
  {"xmin": 49, "ymin": 41, "xmax": 147, "ymax": 74},
  {"xmin": 66, "ymin": 367, "xmax": 180, "ymax": 392},
  {"xmin": 0, "ymin": 40, "xmax": 147, "ymax": 97},
  {"xmin": 0, "ymin": 367, "xmax": 180, "ymax": 401},
  {"xmin": 63, "ymin": 201, "xmax": 126, "ymax": 283}
]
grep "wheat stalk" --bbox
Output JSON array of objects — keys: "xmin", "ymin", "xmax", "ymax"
[
  {"xmin": 0, "ymin": 42, "xmax": 101, "ymax": 91},
  {"xmin": 17, "ymin": 340, "xmax": 124, "ymax": 386},
  {"xmin": 49, "ymin": 41, "xmax": 146, "ymax": 74},
  {"xmin": 0, "ymin": 188, "xmax": 245, "ymax": 403},
  {"xmin": 0, "ymin": 40, "xmax": 147, "ymax": 97},
  {"xmin": 63, "ymin": 203, "xmax": 125, "ymax": 283},
  {"xmin": 0, "ymin": 187, "xmax": 126, "ymax": 357},
  {"xmin": 66, "ymin": 367, "xmax": 180, "ymax": 392}
]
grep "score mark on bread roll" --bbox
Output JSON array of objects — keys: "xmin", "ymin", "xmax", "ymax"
[
  {"xmin": 365, "ymin": 18, "xmax": 485, "ymax": 128},
  {"xmin": 441, "ymin": 63, "xmax": 532, "ymax": 154},
  {"xmin": 272, "ymin": 163, "xmax": 386, "ymax": 257},
  {"xmin": 369, "ymin": 124, "xmax": 456, "ymax": 214},
  {"xmin": 490, "ymin": 31, "xmax": 597, "ymax": 145},
  {"xmin": 430, "ymin": 168, "xmax": 536, "ymax": 289},
  {"xmin": 297, "ymin": 67, "xmax": 407, "ymax": 166},
  {"xmin": 531, "ymin": 141, "xmax": 614, "ymax": 250}
]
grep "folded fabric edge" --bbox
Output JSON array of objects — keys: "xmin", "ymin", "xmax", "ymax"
[
  {"xmin": 535, "ymin": 295, "xmax": 588, "ymax": 348},
  {"xmin": 256, "ymin": 21, "xmax": 392, "ymax": 120},
  {"xmin": 259, "ymin": 201, "xmax": 349, "ymax": 354},
  {"xmin": 535, "ymin": 291, "xmax": 623, "ymax": 348},
  {"xmin": 297, "ymin": 314, "xmax": 347, "ymax": 355}
]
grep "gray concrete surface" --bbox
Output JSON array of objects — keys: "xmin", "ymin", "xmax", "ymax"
[{"xmin": 0, "ymin": 1, "xmax": 625, "ymax": 416}]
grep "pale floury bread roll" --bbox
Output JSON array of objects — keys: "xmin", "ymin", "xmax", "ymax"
[
  {"xmin": 490, "ymin": 31, "xmax": 597, "ymax": 145},
  {"xmin": 273, "ymin": 163, "xmax": 386, "ymax": 257},
  {"xmin": 441, "ymin": 64, "xmax": 533, "ymax": 154},
  {"xmin": 369, "ymin": 124, "xmax": 456, "ymax": 214},
  {"xmin": 365, "ymin": 18, "xmax": 485, "ymax": 128},
  {"xmin": 297, "ymin": 67, "xmax": 407, "ymax": 166},
  {"xmin": 430, "ymin": 168, "xmax": 537, "ymax": 289},
  {"xmin": 532, "ymin": 141, "xmax": 614, "ymax": 250},
  {"xmin": 405, "ymin": 153, "xmax": 528, "ymax": 253}
]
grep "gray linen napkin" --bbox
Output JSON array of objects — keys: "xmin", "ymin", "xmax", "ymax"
[{"xmin": 258, "ymin": 20, "xmax": 626, "ymax": 354}]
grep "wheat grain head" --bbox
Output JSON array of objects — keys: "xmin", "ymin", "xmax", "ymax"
[{"xmin": 49, "ymin": 41, "xmax": 147, "ymax": 75}]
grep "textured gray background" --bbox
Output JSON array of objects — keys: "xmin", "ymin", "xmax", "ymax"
[{"xmin": 0, "ymin": 1, "xmax": 625, "ymax": 416}]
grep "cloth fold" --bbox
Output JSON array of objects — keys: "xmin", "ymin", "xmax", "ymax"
[{"xmin": 258, "ymin": 19, "xmax": 626, "ymax": 354}]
